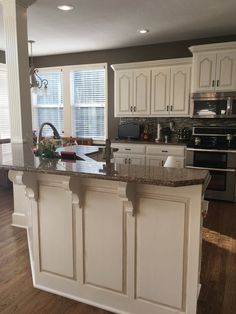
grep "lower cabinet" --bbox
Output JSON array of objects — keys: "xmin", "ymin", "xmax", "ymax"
[
  {"xmin": 113, "ymin": 153, "xmax": 146, "ymax": 165},
  {"xmin": 112, "ymin": 144, "xmax": 186, "ymax": 168}
]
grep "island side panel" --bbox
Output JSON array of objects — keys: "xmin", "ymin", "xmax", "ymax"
[{"xmin": 20, "ymin": 173, "xmax": 202, "ymax": 314}]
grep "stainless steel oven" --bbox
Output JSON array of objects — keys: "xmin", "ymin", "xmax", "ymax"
[{"xmin": 186, "ymin": 149, "xmax": 236, "ymax": 201}]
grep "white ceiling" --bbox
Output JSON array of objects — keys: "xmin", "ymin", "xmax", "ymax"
[{"xmin": 0, "ymin": 0, "xmax": 236, "ymax": 56}]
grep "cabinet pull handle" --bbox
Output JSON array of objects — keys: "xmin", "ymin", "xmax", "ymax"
[
  {"xmin": 130, "ymin": 106, "xmax": 133, "ymax": 112},
  {"xmin": 125, "ymin": 148, "xmax": 131, "ymax": 151},
  {"xmin": 161, "ymin": 160, "xmax": 164, "ymax": 166},
  {"xmin": 128, "ymin": 158, "xmax": 131, "ymax": 164},
  {"xmin": 212, "ymin": 80, "xmax": 215, "ymax": 87},
  {"xmin": 170, "ymin": 105, "xmax": 173, "ymax": 111},
  {"xmin": 125, "ymin": 158, "xmax": 127, "ymax": 164},
  {"xmin": 161, "ymin": 150, "xmax": 168, "ymax": 153},
  {"xmin": 133, "ymin": 106, "xmax": 136, "ymax": 112},
  {"xmin": 217, "ymin": 80, "xmax": 220, "ymax": 87},
  {"xmin": 167, "ymin": 105, "xmax": 169, "ymax": 112}
]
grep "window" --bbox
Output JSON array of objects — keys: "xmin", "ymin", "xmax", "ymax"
[
  {"xmin": 71, "ymin": 67, "xmax": 106, "ymax": 140},
  {"xmin": 31, "ymin": 64, "xmax": 107, "ymax": 142},
  {"xmin": 0, "ymin": 64, "xmax": 10, "ymax": 139},
  {"xmin": 31, "ymin": 70, "xmax": 64, "ymax": 137}
]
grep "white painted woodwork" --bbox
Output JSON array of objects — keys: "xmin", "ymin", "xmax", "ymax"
[
  {"xmin": 115, "ymin": 70, "xmax": 133, "ymax": 116},
  {"xmin": 2, "ymin": 0, "xmax": 33, "ymax": 143},
  {"xmin": 170, "ymin": 65, "xmax": 191, "ymax": 116},
  {"xmin": 112, "ymin": 143, "xmax": 186, "ymax": 167},
  {"xmin": 190, "ymin": 42, "xmax": 236, "ymax": 92},
  {"xmin": 215, "ymin": 51, "xmax": 236, "ymax": 91},
  {"xmin": 112, "ymin": 58, "xmax": 192, "ymax": 117},
  {"xmin": 193, "ymin": 53, "xmax": 216, "ymax": 92},
  {"xmin": 151, "ymin": 67, "xmax": 170, "ymax": 115},
  {"xmin": 84, "ymin": 189, "xmax": 124, "ymax": 291},
  {"xmin": 9, "ymin": 171, "xmax": 204, "ymax": 314},
  {"xmin": 135, "ymin": 197, "xmax": 186, "ymax": 309},
  {"xmin": 146, "ymin": 155, "xmax": 164, "ymax": 167},
  {"xmin": 38, "ymin": 184, "xmax": 74, "ymax": 278},
  {"xmin": 12, "ymin": 184, "xmax": 30, "ymax": 228},
  {"xmin": 133, "ymin": 69, "xmax": 151, "ymax": 115}
]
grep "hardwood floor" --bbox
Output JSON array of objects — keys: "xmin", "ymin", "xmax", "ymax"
[{"xmin": 0, "ymin": 188, "xmax": 235, "ymax": 314}]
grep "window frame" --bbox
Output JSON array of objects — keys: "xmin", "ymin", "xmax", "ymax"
[
  {"xmin": 32, "ymin": 63, "xmax": 108, "ymax": 144},
  {"xmin": 0, "ymin": 63, "xmax": 10, "ymax": 140}
]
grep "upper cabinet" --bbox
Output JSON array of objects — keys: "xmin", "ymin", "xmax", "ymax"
[
  {"xmin": 114, "ymin": 68, "xmax": 151, "ymax": 116},
  {"xmin": 112, "ymin": 58, "xmax": 192, "ymax": 117},
  {"xmin": 189, "ymin": 42, "xmax": 236, "ymax": 92}
]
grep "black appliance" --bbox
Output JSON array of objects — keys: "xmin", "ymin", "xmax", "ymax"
[
  {"xmin": 191, "ymin": 92, "xmax": 236, "ymax": 118},
  {"xmin": 118, "ymin": 122, "xmax": 141, "ymax": 140},
  {"xmin": 186, "ymin": 126, "xmax": 236, "ymax": 202}
]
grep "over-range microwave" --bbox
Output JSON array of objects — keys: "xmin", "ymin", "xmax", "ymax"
[{"xmin": 190, "ymin": 92, "xmax": 236, "ymax": 118}]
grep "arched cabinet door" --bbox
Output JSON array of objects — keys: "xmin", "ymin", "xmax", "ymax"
[
  {"xmin": 133, "ymin": 69, "xmax": 151, "ymax": 116},
  {"xmin": 193, "ymin": 52, "xmax": 217, "ymax": 92},
  {"xmin": 216, "ymin": 51, "xmax": 236, "ymax": 91},
  {"xmin": 151, "ymin": 67, "xmax": 170, "ymax": 116},
  {"xmin": 115, "ymin": 70, "xmax": 133, "ymax": 116},
  {"xmin": 170, "ymin": 65, "xmax": 191, "ymax": 116}
]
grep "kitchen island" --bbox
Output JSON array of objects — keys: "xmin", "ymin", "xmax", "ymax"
[{"xmin": 0, "ymin": 143, "xmax": 210, "ymax": 314}]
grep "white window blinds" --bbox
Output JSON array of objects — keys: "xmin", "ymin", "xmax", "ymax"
[
  {"xmin": 71, "ymin": 67, "xmax": 106, "ymax": 140},
  {"xmin": 32, "ymin": 70, "xmax": 64, "ymax": 137},
  {"xmin": 0, "ymin": 66, "xmax": 10, "ymax": 139}
]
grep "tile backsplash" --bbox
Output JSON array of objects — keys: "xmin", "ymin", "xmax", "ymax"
[{"xmin": 120, "ymin": 117, "xmax": 236, "ymax": 141}]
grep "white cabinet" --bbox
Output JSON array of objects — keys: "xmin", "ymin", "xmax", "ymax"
[
  {"xmin": 151, "ymin": 65, "xmax": 191, "ymax": 116},
  {"xmin": 112, "ymin": 58, "xmax": 192, "ymax": 117},
  {"xmin": 190, "ymin": 42, "xmax": 236, "ymax": 92},
  {"xmin": 151, "ymin": 67, "xmax": 170, "ymax": 115},
  {"xmin": 112, "ymin": 143, "xmax": 186, "ymax": 168},
  {"xmin": 113, "ymin": 153, "xmax": 146, "ymax": 166},
  {"xmin": 114, "ymin": 68, "xmax": 151, "ymax": 116}
]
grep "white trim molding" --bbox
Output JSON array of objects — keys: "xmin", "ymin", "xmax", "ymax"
[{"xmin": 189, "ymin": 41, "xmax": 236, "ymax": 53}]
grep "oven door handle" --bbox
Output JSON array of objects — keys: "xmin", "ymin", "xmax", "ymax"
[{"xmin": 186, "ymin": 166, "xmax": 236, "ymax": 173}]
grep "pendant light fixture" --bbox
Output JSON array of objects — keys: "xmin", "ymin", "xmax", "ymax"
[{"xmin": 28, "ymin": 40, "xmax": 48, "ymax": 92}]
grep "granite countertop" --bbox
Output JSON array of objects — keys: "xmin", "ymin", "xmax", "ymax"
[
  {"xmin": 0, "ymin": 143, "xmax": 209, "ymax": 187},
  {"xmin": 111, "ymin": 139, "xmax": 187, "ymax": 146}
]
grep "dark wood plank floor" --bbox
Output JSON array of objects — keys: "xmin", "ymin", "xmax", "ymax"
[{"xmin": 0, "ymin": 188, "xmax": 235, "ymax": 314}]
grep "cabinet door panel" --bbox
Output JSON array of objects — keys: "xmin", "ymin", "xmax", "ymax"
[
  {"xmin": 151, "ymin": 67, "xmax": 170, "ymax": 115},
  {"xmin": 146, "ymin": 155, "xmax": 164, "ymax": 167},
  {"xmin": 135, "ymin": 197, "xmax": 186, "ymax": 309},
  {"xmin": 113, "ymin": 153, "xmax": 127, "ymax": 164},
  {"xmin": 170, "ymin": 66, "xmax": 191, "ymax": 116},
  {"xmin": 129, "ymin": 155, "xmax": 145, "ymax": 166},
  {"xmin": 133, "ymin": 69, "xmax": 151, "ymax": 116},
  {"xmin": 194, "ymin": 53, "xmax": 217, "ymax": 91},
  {"xmin": 115, "ymin": 70, "xmax": 133, "ymax": 116},
  {"xmin": 216, "ymin": 51, "xmax": 236, "ymax": 91}
]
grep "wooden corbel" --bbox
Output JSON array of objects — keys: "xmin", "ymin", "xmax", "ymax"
[
  {"xmin": 117, "ymin": 182, "xmax": 136, "ymax": 216},
  {"xmin": 69, "ymin": 177, "xmax": 85, "ymax": 209},
  {"xmin": 8, "ymin": 170, "xmax": 38, "ymax": 201}
]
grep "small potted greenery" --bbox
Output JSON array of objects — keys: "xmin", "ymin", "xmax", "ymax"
[{"xmin": 37, "ymin": 138, "xmax": 58, "ymax": 158}]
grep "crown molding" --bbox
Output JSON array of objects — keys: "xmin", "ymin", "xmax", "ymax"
[
  {"xmin": 189, "ymin": 41, "xmax": 236, "ymax": 53},
  {"xmin": 111, "ymin": 57, "xmax": 192, "ymax": 71}
]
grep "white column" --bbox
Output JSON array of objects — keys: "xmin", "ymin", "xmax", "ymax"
[{"xmin": 1, "ymin": 0, "xmax": 36, "ymax": 144}]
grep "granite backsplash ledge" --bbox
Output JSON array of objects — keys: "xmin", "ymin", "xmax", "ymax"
[{"xmin": 119, "ymin": 117, "xmax": 236, "ymax": 141}]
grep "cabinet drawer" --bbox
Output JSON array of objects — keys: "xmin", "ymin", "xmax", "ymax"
[
  {"xmin": 146, "ymin": 145, "xmax": 185, "ymax": 157},
  {"xmin": 111, "ymin": 144, "xmax": 146, "ymax": 155}
]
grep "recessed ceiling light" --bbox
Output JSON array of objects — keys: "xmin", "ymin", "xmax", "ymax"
[
  {"xmin": 139, "ymin": 29, "xmax": 149, "ymax": 34},
  {"xmin": 57, "ymin": 5, "xmax": 74, "ymax": 11}
]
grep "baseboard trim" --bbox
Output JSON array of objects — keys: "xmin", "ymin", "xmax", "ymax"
[{"xmin": 12, "ymin": 213, "xmax": 27, "ymax": 229}]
